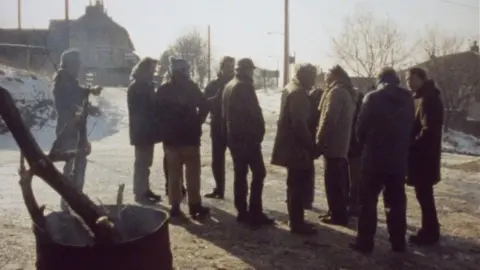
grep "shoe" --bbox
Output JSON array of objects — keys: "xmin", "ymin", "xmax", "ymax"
[
  {"xmin": 391, "ymin": 242, "xmax": 407, "ymax": 253},
  {"xmin": 409, "ymin": 231, "xmax": 439, "ymax": 246},
  {"xmin": 145, "ymin": 190, "xmax": 162, "ymax": 203},
  {"xmin": 303, "ymin": 203, "xmax": 313, "ymax": 210},
  {"xmin": 189, "ymin": 204, "xmax": 210, "ymax": 220},
  {"xmin": 204, "ymin": 190, "xmax": 224, "ymax": 199},
  {"xmin": 290, "ymin": 222, "xmax": 317, "ymax": 235},
  {"xmin": 249, "ymin": 212, "xmax": 276, "ymax": 227},
  {"xmin": 236, "ymin": 212, "xmax": 250, "ymax": 224},
  {"xmin": 320, "ymin": 216, "xmax": 349, "ymax": 227},
  {"xmin": 318, "ymin": 210, "xmax": 332, "ymax": 219},
  {"xmin": 348, "ymin": 241, "xmax": 373, "ymax": 254},
  {"xmin": 170, "ymin": 206, "xmax": 185, "ymax": 218}
]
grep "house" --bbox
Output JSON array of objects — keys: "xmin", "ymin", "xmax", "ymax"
[{"xmin": 0, "ymin": 0, "xmax": 138, "ymax": 86}]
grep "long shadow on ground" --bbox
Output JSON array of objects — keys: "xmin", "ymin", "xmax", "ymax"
[{"xmin": 169, "ymin": 205, "xmax": 449, "ymax": 270}]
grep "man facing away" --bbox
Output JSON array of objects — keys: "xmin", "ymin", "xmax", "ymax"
[
  {"xmin": 127, "ymin": 57, "xmax": 162, "ymax": 204},
  {"xmin": 52, "ymin": 48, "xmax": 101, "ymax": 212},
  {"xmin": 406, "ymin": 67, "xmax": 444, "ymax": 246},
  {"xmin": 315, "ymin": 65, "xmax": 357, "ymax": 226},
  {"xmin": 203, "ymin": 56, "xmax": 236, "ymax": 199},
  {"xmin": 349, "ymin": 68, "xmax": 414, "ymax": 254},
  {"xmin": 222, "ymin": 58, "xmax": 275, "ymax": 226},
  {"xmin": 156, "ymin": 58, "xmax": 210, "ymax": 219},
  {"xmin": 271, "ymin": 63, "xmax": 318, "ymax": 235}
]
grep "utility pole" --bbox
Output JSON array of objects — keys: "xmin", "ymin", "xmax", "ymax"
[
  {"xmin": 207, "ymin": 25, "xmax": 211, "ymax": 83},
  {"xmin": 17, "ymin": 0, "xmax": 22, "ymax": 29},
  {"xmin": 65, "ymin": 0, "xmax": 70, "ymax": 20},
  {"xmin": 283, "ymin": 0, "xmax": 290, "ymax": 86}
]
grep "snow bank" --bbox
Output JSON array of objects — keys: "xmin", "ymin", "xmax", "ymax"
[
  {"xmin": 0, "ymin": 64, "xmax": 123, "ymax": 151},
  {"xmin": 443, "ymin": 130, "xmax": 480, "ymax": 156}
]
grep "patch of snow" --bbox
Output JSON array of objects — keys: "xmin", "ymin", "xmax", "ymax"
[
  {"xmin": 443, "ymin": 130, "xmax": 480, "ymax": 156},
  {"xmin": 0, "ymin": 64, "xmax": 124, "ymax": 151}
]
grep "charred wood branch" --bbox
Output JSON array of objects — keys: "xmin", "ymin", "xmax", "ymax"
[{"xmin": 0, "ymin": 86, "xmax": 117, "ymax": 244}]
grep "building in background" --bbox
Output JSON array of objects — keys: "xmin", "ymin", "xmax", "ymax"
[{"xmin": 0, "ymin": 0, "xmax": 139, "ymax": 86}]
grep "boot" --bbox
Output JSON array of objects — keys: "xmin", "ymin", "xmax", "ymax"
[
  {"xmin": 189, "ymin": 203, "xmax": 210, "ymax": 220},
  {"xmin": 348, "ymin": 240, "xmax": 374, "ymax": 254},
  {"xmin": 249, "ymin": 212, "xmax": 275, "ymax": 227},
  {"xmin": 290, "ymin": 222, "xmax": 317, "ymax": 235},
  {"xmin": 204, "ymin": 189, "xmax": 224, "ymax": 199},
  {"xmin": 170, "ymin": 205, "xmax": 185, "ymax": 218},
  {"xmin": 409, "ymin": 230, "xmax": 440, "ymax": 246}
]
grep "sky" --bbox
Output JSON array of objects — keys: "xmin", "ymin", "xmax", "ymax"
[{"xmin": 0, "ymin": 0, "xmax": 479, "ymax": 71}]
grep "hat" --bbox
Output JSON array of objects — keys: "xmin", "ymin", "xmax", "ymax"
[
  {"xmin": 170, "ymin": 57, "xmax": 190, "ymax": 77},
  {"xmin": 236, "ymin": 58, "xmax": 256, "ymax": 70}
]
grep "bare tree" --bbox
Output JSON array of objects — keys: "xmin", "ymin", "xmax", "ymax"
[
  {"xmin": 331, "ymin": 8, "xmax": 411, "ymax": 84},
  {"xmin": 157, "ymin": 48, "xmax": 174, "ymax": 81},
  {"xmin": 169, "ymin": 30, "xmax": 209, "ymax": 87},
  {"xmin": 419, "ymin": 28, "xmax": 480, "ymax": 130}
]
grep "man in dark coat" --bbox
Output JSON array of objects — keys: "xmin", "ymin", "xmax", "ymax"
[
  {"xmin": 203, "ymin": 56, "xmax": 235, "ymax": 199},
  {"xmin": 349, "ymin": 68, "xmax": 414, "ymax": 254},
  {"xmin": 271, "ymin": 64, "xmax": 318, "ymax": 235},
  {"xmin": 406, "ymin": 67, "xmax": 444, "ymax": 246},
  {"xmin": 127, "ymin": 57, "xmax": 162, "ymax": 204},
  {"xmin": 53, "ymin": 48, "xmax": 101, "ymax": 211},
  {"xmin": 156, "ymin": 58, "xmax": 210, "ymax": 219},
  {"xmin": 347, "ymin": 90, "xmax": 365, "ymax": 216},
  {"xmin": 222, "ymin": 58, "xmax": 274, "ymax": 226}
]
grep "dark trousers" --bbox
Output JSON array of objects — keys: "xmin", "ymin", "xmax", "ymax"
[
  {"xmin": 324, "ymin": 157, "xmax": 349, "ymax": 221},
  {"xmin": 133, "ymin": 144, "xmax": 154, "ymax": 196},
  {"xmin": 305, "ymin": 161, "xmax": 315, "ymax": 207},
  {"xmin": 287, "ymin": 167, "xmax": 310, "ymax": 227},
  {"xmin": 414, "ymin": 185, "xmax": 440, "ymax": 236},
  {"xmin": 211, "ymin": 134, "xmax": 227, "ymax": 195},
  {"xmin": 357, "ymin": 171, "xmax": 407, "ymax": 246},
  {"xmin": 229, "ymin": 143, "xmax": 266, "ymax": 215}
]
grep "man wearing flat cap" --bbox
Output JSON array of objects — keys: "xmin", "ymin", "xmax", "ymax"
[{"xmin": 222, "ymin": 58, "xmax": 275, "ymax": 226}]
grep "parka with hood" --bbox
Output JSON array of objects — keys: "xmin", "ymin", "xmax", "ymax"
[
  {"xmin": 356, "ymin": 73, "xmax": 415, "ymax": 175},
  {"xmin": 316, "ymin": 71, "xmax": 357, "ymax": 158},
  {"xmin": 407, "ymin": 80, "xmax": 444, "ymax": 186}
]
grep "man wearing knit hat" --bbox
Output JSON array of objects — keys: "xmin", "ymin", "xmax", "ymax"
[
  {"xmin": 222, "ymin": 58, "xmax": 275, "ymax": 226},
  {"xmin": 156, "ymin": 57, "xmax": 210, "ymax": 219},
  {"xmin": 52, "ymin": 48, "xmax": 102, "ymax": 212}
]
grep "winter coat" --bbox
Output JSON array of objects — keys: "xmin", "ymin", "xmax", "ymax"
[
  {"xmin": 155, "ymin": 77, "xmax": 208, "ymax": 147},
  {"xmin": 348, "ymin": 92, "xmax": 365, "ymax": 158},
  {"xmin": 356, "ymin": 82, "xmax": 415, "ymax": 176},
  {"xmin": 222, "ymin": 73, "xmax": 265, "ymax": 149},
  {"xmin": 127, "ymin": 80, "xmax": 157, "ymax": 146},
  {"xmin": 316, "ymin": 78, "xmax": 357, "ymax": 158},
  {"xmin": 307, "ymin": 88, "xmax": 323, "ymax": 143},
  {"xmin": 271, "ymin": 79, "xmax": 315, "ymax": 169},
  {"xmin": 204, "ymin": 74, "xmax": 233, "ymax": 137},
  {"xmin": 407, "ymin": 80, "xmax": 444, "ymax": 187},
  {"xmin": 53, "ymin": 68, "xmax": 88, "ymax": 151}
]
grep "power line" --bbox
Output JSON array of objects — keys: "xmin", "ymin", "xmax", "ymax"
[{"xmin": 435, "ymin": 0, "xmax": 480, "ymax": 10}]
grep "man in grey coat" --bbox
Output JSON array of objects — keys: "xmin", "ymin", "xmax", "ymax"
[
  {"xmin": 349, "ymin": 68, "xmax": 415, "ymax": 254},
  {"xmin": 53, "ymin": 49, "xmax": 101, "ymax": 211}
]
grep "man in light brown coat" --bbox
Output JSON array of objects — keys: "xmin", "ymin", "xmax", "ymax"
[
  {"xmin": 315, "ymin": 65, "xmax": 357, "ymax": 226},
  {"xmin": 272, "ymin": 64, "xmax": 318, "ymax": 235}
]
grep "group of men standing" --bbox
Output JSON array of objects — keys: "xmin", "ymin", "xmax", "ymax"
[{"xmin": 52, "ymin": 47, "xmax": 444, "ymax": 255}]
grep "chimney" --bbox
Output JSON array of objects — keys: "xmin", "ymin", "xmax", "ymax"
[{"xmin": 470, "ymin": 41, "xmax": 479, "ymax": 53}]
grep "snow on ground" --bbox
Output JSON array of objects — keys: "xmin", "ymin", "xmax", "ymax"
[{"xmin": 0, "ymin": 85, "xmax": 480, "ymax": 269}]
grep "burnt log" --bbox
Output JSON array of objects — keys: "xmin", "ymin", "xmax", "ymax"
[{"xmin": 1, "ymin": 86, "xmax": 173, "ymax": 269}]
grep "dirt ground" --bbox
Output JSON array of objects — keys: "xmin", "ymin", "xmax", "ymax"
[{"xmin": 1, "ymin": 150, "xmax": 480, "ymax": 270}]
